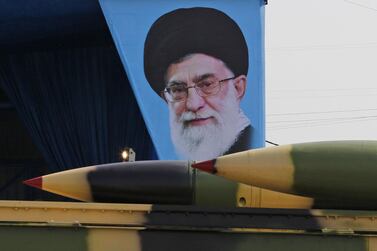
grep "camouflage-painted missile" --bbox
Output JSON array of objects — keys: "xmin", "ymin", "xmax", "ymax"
[
  {"xmin": 24, "ymin": 161, "xmax": 200, "ymax": 204},
  {"xmin": 192, "ymin": 141, "xmax": 377, "ymax": 204},
  {"xmin": 23, "ymin": 160, "xmax": 314, "ymax": 208}
]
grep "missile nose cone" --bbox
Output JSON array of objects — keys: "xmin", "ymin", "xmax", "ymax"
[
  {"xmin": 23, "ymin": 177, "xmax": 42, "ymax": 189},
  {"xmin": 192, "ymin": 159, "xmax": 217, "ymax": 173}
]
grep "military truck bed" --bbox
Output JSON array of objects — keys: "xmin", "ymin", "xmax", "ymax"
[{"xmin": 0, "ymin": 200, "xmax": 377, "ymax": 251}]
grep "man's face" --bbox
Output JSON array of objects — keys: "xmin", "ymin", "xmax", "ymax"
[{"xmin": 165, "ymin": 53, "xmax": 247, "ymax": 160}]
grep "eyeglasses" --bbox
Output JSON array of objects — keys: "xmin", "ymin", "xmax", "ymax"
[{"xmin": 162, "ymin": 76, "xmax": 236, "ymax": 103}]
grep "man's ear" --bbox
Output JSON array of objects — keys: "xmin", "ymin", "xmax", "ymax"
[{"xmin": 233, "ymin": 75, "xmax": 247, "ymax": 100}]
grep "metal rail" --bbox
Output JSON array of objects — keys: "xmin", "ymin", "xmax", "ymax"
[{"xmin": 1, "ymin": 201, "xmax": 377, "ymax": 234}]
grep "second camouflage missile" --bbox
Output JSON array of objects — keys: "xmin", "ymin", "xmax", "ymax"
[{"xmin": 192, "ymin": 140, "xmax": 377, "ymax": 203}]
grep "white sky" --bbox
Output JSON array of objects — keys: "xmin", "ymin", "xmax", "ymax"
[{"xmin": 265, "ymin": 0, "xmax": 377, "ymax": 145}]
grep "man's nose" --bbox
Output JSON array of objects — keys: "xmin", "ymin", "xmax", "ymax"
[{"xmin": 185, "ymin": 87, "xmax": 205, "ymax": 112}]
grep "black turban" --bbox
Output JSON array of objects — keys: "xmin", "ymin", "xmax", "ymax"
[{"xmin": 144, "ymin": 7, "xmax": 249, "ymax": 96}]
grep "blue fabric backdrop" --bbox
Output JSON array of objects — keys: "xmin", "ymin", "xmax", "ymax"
[{"xmin": 0, "ymin": 45, "xmax": 157, "ymax": 172}]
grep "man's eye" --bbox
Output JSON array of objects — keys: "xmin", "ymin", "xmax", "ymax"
[
  {"xmin": 197, "ymin": 80, "xmax": 216, "ymax": 89},
  {"xmin": 169, "ymin": 85, "xmax": 186, "ymax": 93}
]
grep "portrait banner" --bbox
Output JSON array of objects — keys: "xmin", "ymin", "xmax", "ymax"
[{"xmin": 99, "ymin": 0, "xmax": 266, "ymax": 160}]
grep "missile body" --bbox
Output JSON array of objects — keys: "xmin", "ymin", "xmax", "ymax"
[
  {"xmin": 25, "ymin": 161, "xmax": 195, "ymax": 204},
  {"xmin": 24, "ymin": 160, "xmax": 314, "ymax": 208},
  {"xmin": 193, "ymin": 140, "xmax": 377, "ymax": 206}
]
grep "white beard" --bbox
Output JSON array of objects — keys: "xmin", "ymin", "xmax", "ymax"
[{"xmin": 169, "ymin": 93, "xmax": 249, "ymax": 160}]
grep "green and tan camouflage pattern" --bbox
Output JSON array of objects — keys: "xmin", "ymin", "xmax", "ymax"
[
  {"xmin": 197, "ymin": 171, "xmax": 313, "ymax": 209},
  {"xmin": 1, "ymin": 200, "xmax": 377, "ymax": 251},
  {"xmin": 291, "ymin": 141, "xmax": 377, "ymax": 204},
  {"xmin": 207, "ymin": 140, "xmax": 377, "ymax": 209},
  {"xmin": 29, "ymin": 160, "xmax": 313, "ymax": 210}
]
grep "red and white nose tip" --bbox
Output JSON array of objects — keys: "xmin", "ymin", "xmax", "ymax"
[
  {"xmin": 192, "ymin": 159, "xmax": 217, "ymax": 173},
  {"xmin": 23, "ymin": 176, "xmax": 42, "ymax": 189}
]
